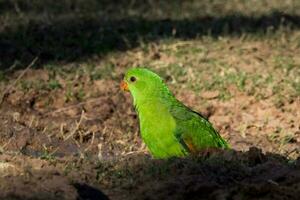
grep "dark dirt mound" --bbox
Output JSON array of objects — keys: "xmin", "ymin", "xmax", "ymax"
[
  {"xmin": 52, "ymin": 148, "xmax": 300, "ymax": 200},
  {"xmin": 109, "ymin": 148, "xmax": 300, "ymax": 200},
  {"xmin": 1, "ymin": 148, "xmax": 299, "ymax": 200}
]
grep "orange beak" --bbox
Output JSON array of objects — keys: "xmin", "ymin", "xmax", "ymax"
[{"xmin": 120, "ymin": 80, "xmax": 129, "ymax": 91}]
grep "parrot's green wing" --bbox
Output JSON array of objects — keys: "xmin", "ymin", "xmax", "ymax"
[{"xmin": 169, "ymin": 101, "xmax": 229, "ymax": 153}]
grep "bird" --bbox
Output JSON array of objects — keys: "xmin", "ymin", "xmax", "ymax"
[{"xmin": 120, "ymin": 67, "xmax": 229, "ymax": 158}]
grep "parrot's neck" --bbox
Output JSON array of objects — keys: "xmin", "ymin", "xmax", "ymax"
[
  {"xmin": 133, "ymin": 85, "xmax": 174, "ymax": 113},
  {"xmin": 133, "ymin": 88, "xmax": 175, "ymax": 117}
]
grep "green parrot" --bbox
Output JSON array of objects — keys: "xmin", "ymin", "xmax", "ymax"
[{"xmin": 121, "ymin": 67, "xmax": 229, "ymax": 158}]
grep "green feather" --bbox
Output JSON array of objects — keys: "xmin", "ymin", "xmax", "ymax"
[{"xmin": 123, "ymin": 67, "xmax": 229, "ymax": 158}]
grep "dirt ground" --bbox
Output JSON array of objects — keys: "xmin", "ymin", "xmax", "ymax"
[
  {"xmin": 0, "ymin": 62, "xmax": 299, "ymax": 199},
  {"xmin": 0, "ymin": 1, "xmax": 300, "ymax": 200}
]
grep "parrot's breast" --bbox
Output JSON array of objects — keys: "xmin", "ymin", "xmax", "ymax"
[{"xmin": 137, "ymin": 101, "xmax": 187, "ymax": 158}]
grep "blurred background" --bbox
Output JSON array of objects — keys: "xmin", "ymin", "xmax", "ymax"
[
  {"xmin": 0, "ymin": 1, "xmax": 299, "ymax": 200},
  {"xmin": 1, "ymin": 0, "xmax": 300, "ymax": 69}
]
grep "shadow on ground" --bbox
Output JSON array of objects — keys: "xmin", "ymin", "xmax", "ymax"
[
  {"xmin": 109, "ymin": 148, "xmax": 300, "ymax": 200},
  {"xmin": 1, "ymin": 0, "xmax": 300, "ymax": 70},
  {"xmin": 1, "ymin": 148, "xmax": 299, "ymax": 200}
]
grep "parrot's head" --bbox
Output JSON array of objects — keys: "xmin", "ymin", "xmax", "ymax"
[{"xmin": 121, "ymin": 68, "xmax": 168, "ymax": 104}]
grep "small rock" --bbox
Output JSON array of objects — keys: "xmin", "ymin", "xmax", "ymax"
[
  {"xmin": 0, "ymin": 162, "xmax": 19, "ymax": 177},
  {"xmin": 200, "ymin": 91, "xmax": 220, "ymax": 99}
]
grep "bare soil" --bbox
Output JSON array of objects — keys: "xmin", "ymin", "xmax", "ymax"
[{"xmin": 0, "ymin": 67, "xmax": 299, "ymax": 199}]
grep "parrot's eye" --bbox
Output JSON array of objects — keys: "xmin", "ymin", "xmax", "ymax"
[{"xmin": 130, "ymin": 76, "xmax": 136, "ymax": 82}]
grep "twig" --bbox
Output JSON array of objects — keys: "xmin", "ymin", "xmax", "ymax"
[
  {"xmin": 4, "ymin": 61, "xmax": 18, "ymax": 73},
  {"xmin": 0, "ymin": 57, "xmax": 38, "ymax": 106},
  {"xmin": 73, "ymin": 138, "xmax": 85, "ymax": 159},
  {"xmin": 63, "ymin": 110, "xmax": 86, "ymax": 141},
  {"xmin": 84, "ymin": 131, "xmax": 95, "ymax": 152},
  {"xmin": 60, "ymin": 123, "xmax": 66, "ymax": 139},
  {"xmin": 0, "ymin": 138, "xmax": 12, "ymax": 153},
  {"xmin": 11, "ymin": 0, "xmax": 23, "ymax": 16},
  {"xmin": 97, "ymin": 143, "xmax": 103, "ymax": 160},
  {"xmin": 122, "ymin": 150, "xmax": 148, "ymax": 156}
]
